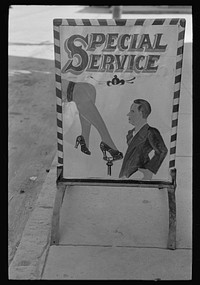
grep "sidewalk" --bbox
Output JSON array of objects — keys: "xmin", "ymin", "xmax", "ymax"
[
  {"xmin": 9, "ymin": 6, "xmax": 192, "ymax": 280},
  {"xmin": 43, "ymin": 246, "xmax": 191, "ymax": 280},
  {"xmin": 9, "ymin": 154, "xmax": 192, "ymax": 280}
]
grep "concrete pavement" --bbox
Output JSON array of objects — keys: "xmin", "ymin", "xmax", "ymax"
[
  {"xmin": 9, "ymin": 6, "xmax": 192, "ymax": 280},
  {"xmin": 43, "ymin": 246, "xmax": 191, "ymax": 280}
]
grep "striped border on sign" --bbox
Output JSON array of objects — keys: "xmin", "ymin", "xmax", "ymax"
[
  {"xmin": 53, "ymin": 18, "xmax": 184, "ymax": 27},
  {"xmin": 53, "ymin": 18, "xmax": 186, "ymax": 179},
  {"xmin": 169, "ymin": 19, "xmax": 186, "ymax": 170},
  {"xmin": 53, "ymin": 24, "xmax": 63, "ymax": 166}
]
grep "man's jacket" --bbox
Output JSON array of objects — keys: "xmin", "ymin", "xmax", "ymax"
[{"xmin": 119, "ymin": 123, "xmax": 168, "ymax": 178}]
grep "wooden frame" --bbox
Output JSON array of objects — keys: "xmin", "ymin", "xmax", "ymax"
[{"xmin": 51, "ymin": 167, "xmax": 177, "ymax": 249}]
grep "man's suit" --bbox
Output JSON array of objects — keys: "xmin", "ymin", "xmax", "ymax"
[{"xmin": 119, "ymin": 123, "xmax": 168, "ymax": 178}]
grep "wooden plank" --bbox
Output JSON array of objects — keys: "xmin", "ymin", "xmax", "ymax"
[
  {"xmin": 57, "ymin": 166, "xmax": 63, "ymax": 181},
  {"xmin": 58, "ymin": 179, "xmax": 173, "ymax": 189},
  {"xmin": 167, "ymin": 188, "xmax": 176, "ymax": 249},
  {"xmin": 50, "ymin": 183, "xmax": 66, "ymax": 245},
  {"xmin": 167, "ymin": 169, "xmax": 177, "ymax": 249}
]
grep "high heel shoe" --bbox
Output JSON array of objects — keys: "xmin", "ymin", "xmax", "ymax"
[
  {"xmin": 75, "ymin": 135, "xmax": 91, "ymax": 155},
  {"xmin": 100, "ymin": 142, "xmax": 123, "ymax": 161}
]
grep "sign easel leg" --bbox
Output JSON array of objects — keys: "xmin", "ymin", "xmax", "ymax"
[
  {"xmin": 167, "ymin": 169, "xmax": 177, "ymax": 249},
  {"xmin": 50, "ymin": 183, "xmax": 66, "ymax": 245}
]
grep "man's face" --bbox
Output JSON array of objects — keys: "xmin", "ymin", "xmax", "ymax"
[{"xmin": 127, "ymin": 103, "xmax": 142, "ymax": 125}]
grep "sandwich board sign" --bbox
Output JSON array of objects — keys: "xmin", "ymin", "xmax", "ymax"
[{"xmin": 53, "ymin": 18, "xmax": 186, "ymax": 184}]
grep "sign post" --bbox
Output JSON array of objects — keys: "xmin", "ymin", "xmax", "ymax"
[
  {"xmin": 51, "ymin": 17, "xmax": 186, "ymax": 249},
  {"xmin": 112, "ymin": 6, "xmax": 122, "ymax": 19}
]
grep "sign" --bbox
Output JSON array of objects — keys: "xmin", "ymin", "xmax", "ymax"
[{"xmin": 53, "ymin": 18, "xmax": 186, "ymax": 182}]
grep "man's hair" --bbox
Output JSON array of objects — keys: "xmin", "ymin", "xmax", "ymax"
[{"xmin": 134, "ymin": 99, "xmax": 151, "ymax": 119}]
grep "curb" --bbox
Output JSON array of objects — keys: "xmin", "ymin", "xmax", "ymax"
[{"xmin": 9, "ymin": 156, "xmax": 58, "ymax": 280}]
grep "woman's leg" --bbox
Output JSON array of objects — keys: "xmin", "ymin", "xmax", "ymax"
[
  {"xmin": 79, "ymin": 113, "xmax": 91, "ymax": 148},
  {"xmin": 73, "ymin": 82, "xmax": 118, "ymax": 150},
  {"xmin": 78, "ymin": 82, "xmax": 95, "ymax": 148}
]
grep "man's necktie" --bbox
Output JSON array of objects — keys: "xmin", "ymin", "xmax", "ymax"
[{"xmin": 126, "ymin": 128, "xmax": 135, "ymax": 145}]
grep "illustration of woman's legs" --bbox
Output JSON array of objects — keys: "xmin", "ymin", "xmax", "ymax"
[
  {"xmin": 79, "ymin": 113, "xmax": 91, "ymax": 148},
  {"xmin": 73, "ymin": 83, "xmax": 118, "ymax": 150}
]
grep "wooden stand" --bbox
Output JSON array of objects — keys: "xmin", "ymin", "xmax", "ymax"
[
  {"xmin": 167, "ymin": 168, "xmax": 177, "ymax": 250},
  {"xmin": 51, "ymin": 167, "xmax": 177, "ymax": 249}
]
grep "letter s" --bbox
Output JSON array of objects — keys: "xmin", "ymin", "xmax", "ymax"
[{"xmin": 61, "ymin": 34, "xmax": 88, "ymax": 75}]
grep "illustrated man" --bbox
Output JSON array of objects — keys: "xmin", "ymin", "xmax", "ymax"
[{"xmin": 119, "ymin": 99, "xmax": 168, "ymax": 180}]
